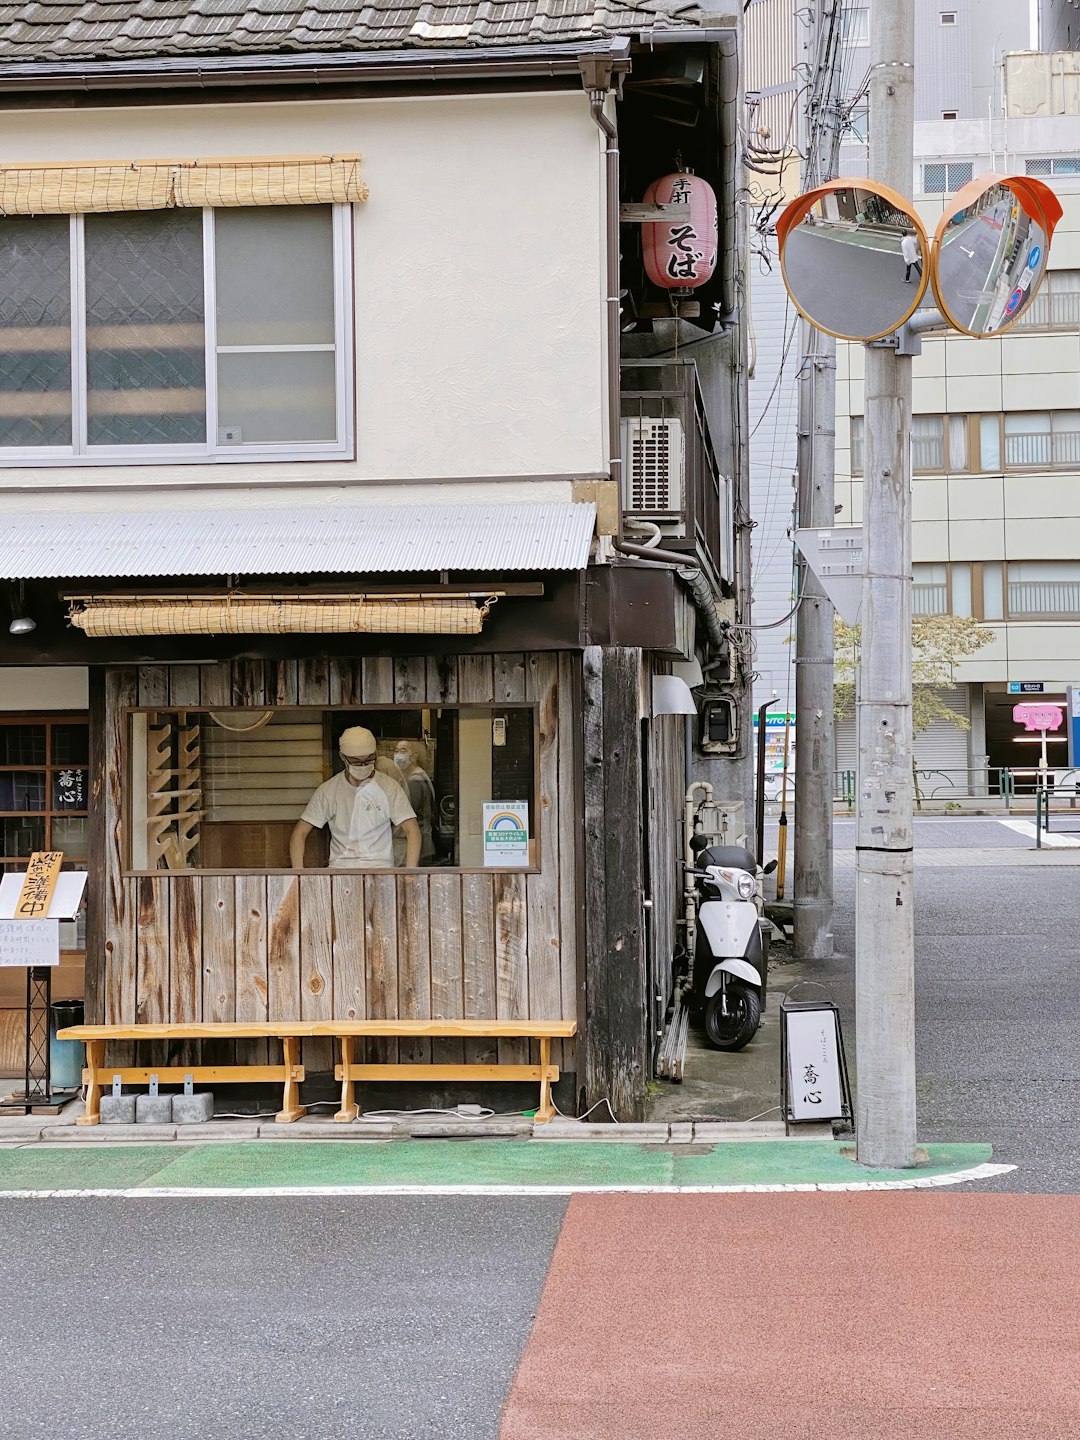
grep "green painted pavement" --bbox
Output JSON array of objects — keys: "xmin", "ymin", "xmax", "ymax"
[{"xmin": 0, "ymin": 1140, "xmax": 995, "ymax": 1192}]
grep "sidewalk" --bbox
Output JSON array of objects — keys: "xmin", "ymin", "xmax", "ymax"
[{"xmin": 0, "ymin": 1134, "xmax": 1002, "ymax": 1194}]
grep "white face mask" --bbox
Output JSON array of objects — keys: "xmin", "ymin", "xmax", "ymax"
[
  {"xmin": 393, "ymin": 753, "xmax": 411, "ymax": 769},
  {"xmin": 344, "ymin": 758, "xmax": 375, "ymax": 782}
]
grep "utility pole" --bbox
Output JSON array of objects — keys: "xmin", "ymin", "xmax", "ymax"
[
  {"xmin": 794, "ymin": 0, "xmax": 841, "ymax": 961},
  {"xmin": 856, "ymin": 0, "xmax": 918, "ymax": 1168}
]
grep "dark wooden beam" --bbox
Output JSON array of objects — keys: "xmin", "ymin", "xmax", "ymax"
[
  {"xmin": 581, "ymin": 645, "xmax": 648, "ymax": 1121},
  {"xmin": 82, "ymin": 668, "xmax": 107, "ymax": 1025}
]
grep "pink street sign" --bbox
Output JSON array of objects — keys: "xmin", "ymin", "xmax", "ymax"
[{"xmin": 1013, "ymin": 702, "xmax": 1064, "ymax": 732}]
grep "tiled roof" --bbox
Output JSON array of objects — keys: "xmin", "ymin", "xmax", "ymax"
[{"xmin": 0, "ymin": 0, "xmax": 706, "ymax": 62}]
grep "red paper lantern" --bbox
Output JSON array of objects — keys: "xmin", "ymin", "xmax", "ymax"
[{"xmin": 642, "ymin": 172, "xmax": 718, "ymax": 291}]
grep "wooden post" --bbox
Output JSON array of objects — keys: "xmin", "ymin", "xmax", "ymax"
[
  {"xmin": 83, "ymin": 669, "xmax": 107, "ymax": 1026},
  {"xmin": 335, "ymin": 1035, "xmax": 359, "ymax": 1122},
  {"xmin": 78, "ymin": 1038, "xmax": 105, "ymax": 1125},
  {"xmin": 582, "ymin": 646, "xmax": 647, "ymax": 1122}
]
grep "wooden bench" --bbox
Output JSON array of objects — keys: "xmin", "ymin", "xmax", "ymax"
[
  {"xmin": 58, "ymin": 1019, "xmax": 577, "ymax": 1127},
  {"xmin": 59, "ymin": 1023, "xmax": 315, "ymax": 1126},
  {"xmin": 318, "ymin": 1020, "xmax": 578, "ymax": 1125}
]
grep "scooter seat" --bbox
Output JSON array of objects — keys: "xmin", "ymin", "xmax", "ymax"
[{"xmin": 697, "ymin": 844, "xmax": 757, "ymax": 872}]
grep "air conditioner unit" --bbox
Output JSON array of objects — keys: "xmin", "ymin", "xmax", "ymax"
[{"xmin": 621, "ymin": 417, "xmax": 685, "ymax": 516}]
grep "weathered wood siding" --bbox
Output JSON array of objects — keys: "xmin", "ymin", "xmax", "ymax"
[{"xmin": 97, "ymin": 655, "xmax": 579, "ymax": 1074}]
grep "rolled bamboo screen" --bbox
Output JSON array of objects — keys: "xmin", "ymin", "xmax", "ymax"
[
  {"xmin": 0, "ymin": 156, "xmax": 367, "ymax": 216},
  {"xmin": 68, "ymin": 596, "xmax": 490, "ymax": 637}
]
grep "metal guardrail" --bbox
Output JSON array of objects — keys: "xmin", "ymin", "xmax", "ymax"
[
  {"xmin": 1031, "ymin": 770, "xmax": 1080, "ymax": 846},
  {"xmin": 830, "ymin": 766, "xmax": 1080, "ymax": 811}
]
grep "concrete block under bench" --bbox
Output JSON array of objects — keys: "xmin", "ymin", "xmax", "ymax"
[
  {"xmin": 172, "ymin": 1092, "xmax": 214, "ymax": 1125},
  {"xmin": 99, "ymin": 1094, "xmax": 137, "ymax": 1125},
  {"xmin": 135, "ymin": 1093, "xmax": 173, "ymax": 1125}
]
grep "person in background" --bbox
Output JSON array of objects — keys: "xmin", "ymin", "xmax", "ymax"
[
  {"xmin": 901, "ymin": 230, "xmax": 922, "ymax": 284},
  {"xmin": 290, "ymin": 725, "xmax": 420, "ymax": 869},
  {"xmin": 393, "ymin": 739, "xmax": 437, "ymax": 865}
]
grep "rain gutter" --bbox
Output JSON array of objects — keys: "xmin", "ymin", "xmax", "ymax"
[{"xmin": 0, "ymin": 37, "xmax": 631, "ymax": 93}]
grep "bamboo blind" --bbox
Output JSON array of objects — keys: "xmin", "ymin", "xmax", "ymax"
[
  {"xmin": 68, "ymin": 596, "xmax": 491, "ymax": 637},
  {"xmin": 0, "ymin": 156, "xmax": 368, "ymax": 216}
]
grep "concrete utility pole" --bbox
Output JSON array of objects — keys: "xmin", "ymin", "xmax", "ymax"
[
  {"xmin": 794, "ymin": 0, "xmax": 842, "ymax": 962},
  {"xmin": 856, "ymin": 0, "xmax": 918, "ymax": 1168}
]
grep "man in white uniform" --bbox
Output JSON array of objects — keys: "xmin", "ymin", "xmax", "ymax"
[
  {"xmin": 901, "ymin": 230, "xmax": 922, "ymax": 284},
  {"xmin": 289, "ymin": 726, "xmax": 421, "ymax": 869}
]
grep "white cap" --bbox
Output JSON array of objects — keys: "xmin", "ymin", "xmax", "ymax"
[{"xmin": 339, "ymin": 726, "xmax": 377, "ymax": 755}]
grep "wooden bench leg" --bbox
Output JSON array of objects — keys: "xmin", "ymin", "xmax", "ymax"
[
  {"xmin": 335, "ymin": 1036, "xmax": 359, "ymax": 1122},
  {"xmin": 535, "ymin": 1037, "xmax": 557, "ymax": 1125},
  {"xmin": 78, "ymin": 1039, "xmax": 105, "ymax": 1126},
  {"xmin": 275, "ymin": 1035, "xmax": 307, "ymax": 1124}
]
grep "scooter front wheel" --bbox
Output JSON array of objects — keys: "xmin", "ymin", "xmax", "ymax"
[{"xmin": 704, "ymin": 983, "xmax": 761, "ymax": 1052}]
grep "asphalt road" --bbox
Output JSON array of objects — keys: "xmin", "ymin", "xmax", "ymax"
[
  {"xmin": 806, "ymin": 816, "xmax": 1080, "ymax": 1193},
  {"xmin": 3, "ymin": 815, "xmax": 1079, "ymax": 1438},
  {"xmin": 0, "ymin": 1195, "xmax": 567, "ymax": 1440},
  {"xmin": 783, "ymin": 221, "xmax": 917, "ymax": 336}
]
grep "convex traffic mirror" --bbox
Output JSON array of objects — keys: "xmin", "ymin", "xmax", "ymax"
[
  {"xmin": 776, "ymin": 180, "xmax": 930, "ymax": 342},
  {"xmin": 931, "ymin": 173, "xmax": 1063, "ymax": 336},
  {"xmin": 776, "ymin": 174, "xmax": 1063, "ymax": 343}
]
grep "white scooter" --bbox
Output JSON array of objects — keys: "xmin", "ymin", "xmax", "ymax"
[{"xmin": 688, "ymin": 834, "xmax": 775, "ymax": 1051}]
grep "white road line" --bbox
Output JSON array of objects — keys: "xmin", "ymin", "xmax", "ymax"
[
  {"xmin": 999, "ymin": 818, "xmax": 1080, "ymax": 848},
  {"xmin": 0, "ymin": 1162, "xmax": 1016, "ymax": 1198}
]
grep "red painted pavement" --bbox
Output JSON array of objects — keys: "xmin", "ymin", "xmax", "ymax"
[{"xmin": 500, "ymin": 1193, "xmax": 1080, "ymax": 1439}]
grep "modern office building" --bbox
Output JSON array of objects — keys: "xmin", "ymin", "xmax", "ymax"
[{"xmin": 746, "ymin": 2, "xmax": 1080, "ymax": 789}]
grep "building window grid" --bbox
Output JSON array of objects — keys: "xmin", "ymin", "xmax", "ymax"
[
  {"xmin": 884, "ymin": 562, "xmax": 1080, "ymax": 623},
  {"xmin": 851, "ymin": 410, "xmax": 1080, "ymax": 475},
  {"xmin": 0, "ymin": 204, "xmax": 354, "ymax": 468},
  {"xmin": 1015, "ymin": 269, "xmax": 1080, "ymax": 330}
]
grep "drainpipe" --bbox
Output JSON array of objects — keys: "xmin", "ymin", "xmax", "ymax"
[{"xmin": 583, "ymin": 67, "xmax": 701, "ymax": 571}]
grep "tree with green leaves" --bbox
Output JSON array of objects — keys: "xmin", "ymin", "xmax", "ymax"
[{"xmin": 834, "ymin": 613, "xmax": 991, "ymax": 733}]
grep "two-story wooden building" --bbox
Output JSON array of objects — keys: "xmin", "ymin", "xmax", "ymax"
[{"xmin": 0, "ymin": 0, "xmax": 749, "ymax": 1118}]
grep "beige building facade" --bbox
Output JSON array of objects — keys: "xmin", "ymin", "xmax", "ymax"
[{"xmin": 834, "ymin": 102, "xmax": 1080, "ymax": 782}]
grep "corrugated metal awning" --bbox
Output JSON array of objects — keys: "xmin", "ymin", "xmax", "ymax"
[{"xmin": 0, "ymin": 501, "xmax": 596, "ymax": 580}]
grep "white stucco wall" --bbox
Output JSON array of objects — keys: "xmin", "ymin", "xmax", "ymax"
[{"xmin": 0, "ymin": 91, "xmax": 608, "ymax": 504}]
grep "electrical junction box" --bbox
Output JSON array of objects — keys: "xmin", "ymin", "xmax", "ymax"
[{"xmin": 699, "ymin": 693, "xmax": 737, "ymax": 755}]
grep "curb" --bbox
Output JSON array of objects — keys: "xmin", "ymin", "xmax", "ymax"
[{"xmin": 0, "ymin": 1115, "xmax": 839, "ymax": 1147}]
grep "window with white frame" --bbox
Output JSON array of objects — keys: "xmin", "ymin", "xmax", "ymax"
[
  {"xmin": 0, "ymin": 204, "xmax": 352, "ymax": 463},
  {"xmin": 1007, "ymin": 561, "xmax": 1080, "ymax": 617},
  {"xmin": 921, "ymin": 161, "xmax": 973, "ymax": 194},
  {"xmin": 912, "ymin": 563, "xmax": 948, "ymax": 615},
  {"xmin": 841, "ymin": 6, "xmax": 869, "ymax": 45},
  {"xmin": 1025, "ymin": 157, "xmax": 1080, "ymax": 178}
]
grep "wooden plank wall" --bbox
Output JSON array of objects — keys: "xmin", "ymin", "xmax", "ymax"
[{"xmin": 99, "ymin": 655, "xmax": 579, "ymax": 1077}]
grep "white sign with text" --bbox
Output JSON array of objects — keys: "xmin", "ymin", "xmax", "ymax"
[
  {"xmin": 784, "ymin": 1006, "xmax": 845, "ymax": 1121},
  {"xmin": 481, "ymin": 802, "xmax": 530, "ymax": 867},
  {"xmin": 0, "ymin": 919, "xmax": 60, "ymax": 968}
]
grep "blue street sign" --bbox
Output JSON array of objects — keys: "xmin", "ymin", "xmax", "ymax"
[{"xmin": 1028, "ymin": 245, "xmax": 1042, "ymax": 269}]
